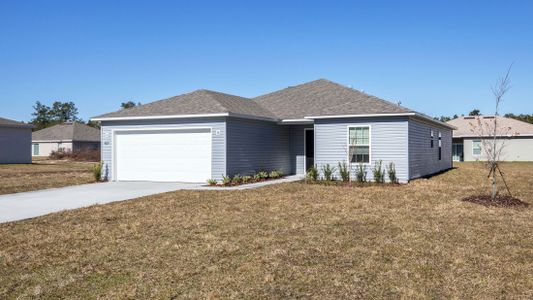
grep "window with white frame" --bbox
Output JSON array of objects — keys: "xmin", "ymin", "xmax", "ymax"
[
  {"xmin": 348, "ymin": 126, "xmax": 370, "ymax": 163},
  {"xmin": 430, "ymin": 130, "xmax": 434, "ymax": 148},
  {"xmin": 472, "ymin": 139, "xmax": 482, "ymax": 155}
]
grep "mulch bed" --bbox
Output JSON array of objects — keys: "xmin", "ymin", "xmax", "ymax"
[{"xmin": 462, "ymin": 195, "xmax": 529, "ymax": 208}]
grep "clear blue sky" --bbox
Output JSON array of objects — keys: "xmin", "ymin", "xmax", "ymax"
[{"xmin": 1, "ymin": 0, "xmax": 532, "ymax": 122}]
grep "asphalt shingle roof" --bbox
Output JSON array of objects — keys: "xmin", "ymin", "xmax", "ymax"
[
  {"xmin": 92, "ymin": 79, "xmax": 451, "ymax": 129},
  {"xmin": 0, "ymin": 117, "xmax": 33, "ymax": 128},
  {"xmin": 94, "ymin": 90, "xmax": 276, "ymax": 120},
  {"xmin": 32, "ymin": 122, "xmax": 100, "ymax": 142},
  {"xmin": 447, "ymin": 116, "xmax": 533, "ymax": 137},
  {"xmin": 253, "ymin": 79, "xmax": 412, "ymax": 119}
]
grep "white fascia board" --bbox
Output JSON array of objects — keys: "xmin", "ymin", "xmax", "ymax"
[
  {"xmin": 305, "ymin": 113, "xmax": 416, "ymax": 119},
  {"xmin": 91, "ymin": 113, "xmax": 230, "ymax": 122},
  {"xmin": 32, "ymin": 140, "xmax": 74, "ymax": 143},
  {"xmin": 305, "ymin": 113, "xmax": 457, "ymax": 130},
  {"xmin": 278, "ymin": 118, "xmax": 314, "ymax": 124}
]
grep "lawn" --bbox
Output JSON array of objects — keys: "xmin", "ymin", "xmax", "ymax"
[
  {"xmin": 0, "ymin": 160, "xmax": 97, "ymax": 195},
  {"xmin": 0, "ymin": 162, "xmax": 532, "ymax": 299}
]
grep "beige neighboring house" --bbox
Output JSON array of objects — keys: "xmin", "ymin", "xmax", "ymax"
[
  {"xmin": 32, "ymin": 122, "xmax": 100, "ymax": 157},
  {"xmin": 0, "ymin": 117, "xmax": 34, "ymax": 164},
  {"xmin": 447, "ymin": 115, "xmax": 533, "ymax": 162}
]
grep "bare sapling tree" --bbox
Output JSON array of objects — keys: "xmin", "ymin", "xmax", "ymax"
[{"xmin": 469, "ymin": 65, "xmax": 514, "ymax": 200}]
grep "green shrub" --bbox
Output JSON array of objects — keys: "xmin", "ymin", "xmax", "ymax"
[
  {"xmin": 242, "ymin": 175, "xmax": 253, "ymax": 183},
  {"xmin": 222, "ymin": 174, "xmax": 232, "ymax": 186},
  {"xmin": 321, "ymin": 164, "xmax": 336, "ymax": 181},
  {"xmin": 269, "ymin": 170, "xmax": 283, "ymax": 179},
  {"xmin": 306, "ymin": 165, "xmax": 318, "ymax": 181},
  {"xmin": 338, "ymin": 162, "xmax": 350, "ymax": 182},
  {"xmin": 387, "ymin": 162, "xmax": 398, "ymax": 184},
  {"xmin": 232, "ymin": 174, "xmax": 243, "ymax": 184},
  {"xmin": 355, "ymin": 163, "xmax": 367, "ymax": 183},
  {"xmin": 257, "ymin": 171, "xmax": 269, "ymax": 180},
  {"xmin": 207, "ymin": 179, "xmax": 218, "ymax": 186},
  {"xmin": 93, "ymin": 161, "xmax": 103, "ymax": 182},
  {"xmin": 372, "ymin": 160, "xmax": 385, "ymax": 183}
]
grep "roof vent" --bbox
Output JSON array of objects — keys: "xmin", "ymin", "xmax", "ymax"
[
  {"xmin": 483, "ymin": 116, "xmax": 495, "ymax": 119},
  {"xmin": 464, "ymin": 116, "xmax": 475, "ymax": 119}
]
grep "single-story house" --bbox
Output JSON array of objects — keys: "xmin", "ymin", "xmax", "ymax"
[
  {"xmin": 92, "ymin": 79, "xmax": 454, "ymax": 183},
  {"xmin": 32, "ymin": 122, "xmax": 101, "ymax": 157},
  {"xmin": 447, "ymin": 115, "xmax": 533, "ymax": 161},
  {"xmin": 0, "ymin": 117, "xmax": 33, "ymax": 164}
]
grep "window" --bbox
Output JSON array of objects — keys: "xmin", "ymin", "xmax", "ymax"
[
  {"xmin": 348, "ymin": 126, "xmax": 370, "ymax": 163},
  {"xmin": 430, "ymin": 130, "xmax": 434, "ymax": 148},
  {"xmin": 438, "ymin": 132, "xmax": 442, "ymax": 160},
  {"xmin": 472, "ymin": 140, "xmax": 482, "ymax": 155},
  {"xmin": 32, "ymin": 144, "xmax": 39, "ymax": 156}
]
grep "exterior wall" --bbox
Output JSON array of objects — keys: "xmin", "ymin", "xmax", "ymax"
[
  {"xmin": 314, "ymin": 117, "xmax": 409, "ymax": 183},
  {"xmin": 289, "ymin": 124, "xmax": 314, "ymax": 175},
  {"xmin": 463, "ymin": 137, "xmax": 533, "ymax": 161},
  {"xmin": 32, "ymin": 142, "xmax": 73, "ymax": 157},
  {"xmin": 0, "ymin": 127, "xmax": 32, "ymax": 164},
  {"xmin": 226, "ymin": 117, "xmax": 291, "ymax": 176},
  {"xmin": 408, "ymin": 118, "xmax": 453, "ymax": 179},
  {"xmin": 100, "ymin": 117, "xmax": 226, "ymax": 181}
]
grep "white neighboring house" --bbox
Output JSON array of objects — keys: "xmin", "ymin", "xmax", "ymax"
[
  {"xmin": 0, "ymin": 117, "xmax": 33, "ymax": 164},
  {"xmin": 447, "ymin": 115, "xmax": 533, "ymax": 162},
  {"xmin": 31, "ymin": 122, "xmax": 100, "ymax": 157}
]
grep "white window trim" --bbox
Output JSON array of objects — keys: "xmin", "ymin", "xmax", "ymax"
[
  {"xmin": 472, "ymin": 139, "xmax": 482, "ymax": 156},
  {"xmin": 346, "ymin": 125, "xmax": 372, "ymax": 165}
]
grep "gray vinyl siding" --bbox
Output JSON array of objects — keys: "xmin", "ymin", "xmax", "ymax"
[
  {"xmin": 314, "ymin": 117, "xmax": 409, "ymax": 183},
  {"xmin": 0, "ymin": 127, "xmax": 32, "ymax": 164},
  {"xmin": 226, "ymin": 117, "xmax": 290, "ymax": 176},
  {"xmin": 289, "ymin": 125, "xmax": 314, "ymax": 175},
  {"xmin": 100, "ymin": 117, "xmax": 226, "ymax": 181},
  {"xmin": 408, "ymin": 118, "xmax": 453, "ymax": 179}
]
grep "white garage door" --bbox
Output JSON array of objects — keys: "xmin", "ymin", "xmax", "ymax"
[{"xmin": 114, "ymin": 128, "xmax": 211, "ymax": 182}]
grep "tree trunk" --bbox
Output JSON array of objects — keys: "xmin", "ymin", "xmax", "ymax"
[{"xmin": 491, "ymin": 163, "xmax": 497, "ymax": 200}]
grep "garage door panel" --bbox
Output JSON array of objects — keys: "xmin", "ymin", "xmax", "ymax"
[{"xmin": 115, "ymin": 129, "xmax": 211, "ymax": 182}]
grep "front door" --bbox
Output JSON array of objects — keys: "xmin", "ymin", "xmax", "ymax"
[{"xmin": 305, "ymin": 129, "xmax": 314, "ymax": 171}]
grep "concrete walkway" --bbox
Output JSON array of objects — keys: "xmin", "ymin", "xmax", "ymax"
[{"xmin": 0, "ymin": 175, "xmax": 303, "ymax": 223}]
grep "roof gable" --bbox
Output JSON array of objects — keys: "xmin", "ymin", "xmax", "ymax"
[
  {"xmin": 447, "ymin": 116, "xmax": 533, "ymax": 137},
  {"xmin": 93, "ymin": 90, "xmax": 276, "ymax": 120},
  {"xmin": 0, "ymin": 117, "xmax": 33, "ymax": 128},
  {"xmin": 253, "ymin": 79, "xmax": 412, "ymax": 119},
  {"xmin": 32, "ymin": 122, "xmax": 100, "ymax": 142}
]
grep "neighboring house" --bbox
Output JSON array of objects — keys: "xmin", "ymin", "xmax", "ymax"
[
  {"xmin": 92, "ymin": 79, "xmax": 454, "ymax": 183},
  {"xmin": 447, "ymin": 115, "xmax": 533, "ymax": 162},
  {"xmin": 32, "ymin": 122, "xmax": 100, "ymax": 157},
  {"xmin": 0, "ymin": 117, "xmax": 33, "ymax": 164}
]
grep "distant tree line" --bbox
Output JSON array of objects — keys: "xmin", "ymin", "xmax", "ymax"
[
  {"xmin": 435, "ymin": 109, "xmax": 533, "ymax": 124},
  {"xmin": 30, "ymin": 100, "xmax": 142, "ymax": 131}
]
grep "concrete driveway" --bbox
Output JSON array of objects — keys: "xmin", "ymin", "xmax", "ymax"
[{"xmin": 0, "ymin": 182, "xmax": 200, "ymax": 223}]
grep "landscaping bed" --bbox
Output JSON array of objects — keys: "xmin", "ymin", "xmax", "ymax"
[
  {"xmin": 462, "ymin": 194, "xmax": 529, "ymax": 207},
  {"xmin": 208, "ymin": 170, "xmax": 283, "ymax": 187}
]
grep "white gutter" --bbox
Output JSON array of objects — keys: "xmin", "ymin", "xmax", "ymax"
[
  {"xmin": 305, "ymin": 112, "xmax": 456, "ymax": 130},
  {"xmin": 305, "ymin": 113, "xmax": 416, "ymax": 119},
  {"xmin": 279, "ymin": 118, "xmax": 314, "ymax": 124},
  {"xmin": 91, "ymin": 113, "xmax": 230, "ymax": 122}
]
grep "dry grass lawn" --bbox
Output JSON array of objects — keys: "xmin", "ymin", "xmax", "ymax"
[
  {"xmin": 0, "ymin": 162, "xmax": 532, "ymax": 299},
  {"xmin": 0, "ymin": 160, "xmax": 96, "ymax": 195}
]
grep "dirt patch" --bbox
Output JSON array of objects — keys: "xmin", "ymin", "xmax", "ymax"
[{"xmin": 462, "ymin": 195, "xmax": 529, "ymax": 208}]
